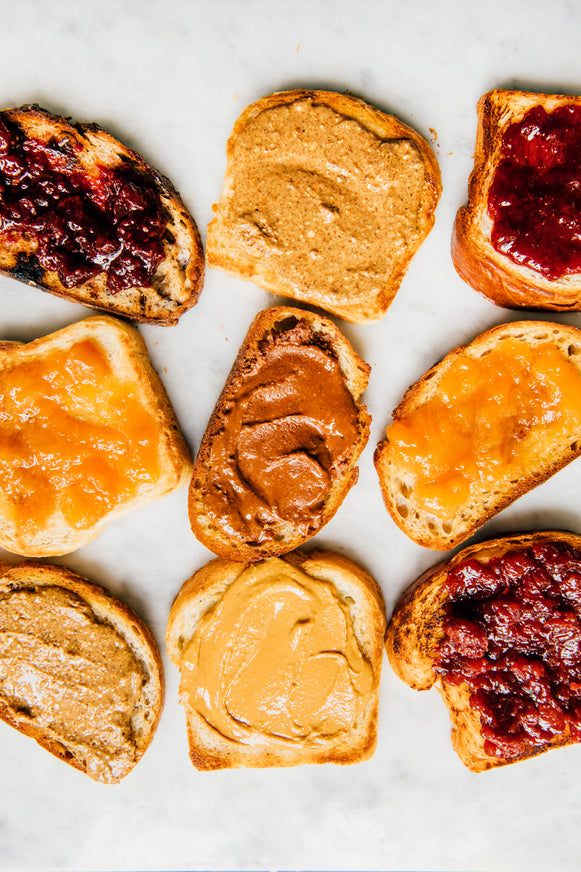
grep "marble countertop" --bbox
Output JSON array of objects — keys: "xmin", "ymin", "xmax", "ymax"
[{"xmin": 2, "ymin": 1, "xmax": 581, "ymax": 870}]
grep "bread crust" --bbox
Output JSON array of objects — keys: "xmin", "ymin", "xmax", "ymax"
[
  {"xmin": 166, "ymin": 549, "xmax": 386, "ymax": 769},
  {"xmin": 375, "ymin": 320, "xmax": 581, "ymax": 550},
  {"xmin": 188, "ymin": 306, "xmax": 371, "ymax": 561},
  {"xmin": 207, "ymin": 89, "xmax": 441, "ymax": 323},
  {"xmin": 452, "ymin": 89, "xmax": 581, "ymax": 310},
  {"xmin": 0, "ymin": 560, "xmax": 164, "ymax": 783},
  {"xmin": 386, "ymin": 530, "xmax": 581, "ymax": 771},
  {"xmin": 0, "ymin": 105, "xmax": 204, "ymax": 324},
  {"xmin": 0, "ymin": 315, "xmax": 192, "ymax": 556}
]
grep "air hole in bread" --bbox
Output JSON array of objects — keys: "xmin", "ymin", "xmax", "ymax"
[
  {"xmin": 344, "ymin": 595, "xmax": 355, "ymax": 604},
  {"xmin": 534, "ymin": 333, "xmax": 549, "ymax": 341},
  {"xmin": 399, "ymin": 482, "xmax": 411, "ymax": 499},
  {"xmin": 568, "ymin": 344, "xmax": 581, "ymax": 356},
  {"xmin": 396, "ymin": 503, "xmax": 409, "ymax": 519},
  {"xmin": 442, "ymin": 522, "xmax": 453, "ymax": 534},
  {"xmin": 572, "ymin": 442, "xmax": 579, "ymax": 452}
]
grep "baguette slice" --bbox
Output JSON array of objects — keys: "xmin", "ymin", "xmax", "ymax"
[
  {"xmin": 166, "ymin": 549, "xmax": 386, "ymax": 769},
  {"xmin": 0, "ymin": 560, "xmax": 163, "ymax": 783},
  {"xmin": 375, "ymin": 320, "xmax": 581, "ymax": 550},
  {"xmin": 387, "ymin": 531, "xmax": 581, "ymax": 771},
  {"xmin": 453, "ymin": 89, "xmax": 581, "ymax": 310},
  {"xmin": 0, "ymin": 315, "xmax": 192, "ymax": 556},
  {"xmin": 188, "ymin": 306, "xmax": 371, "ymax": 561},
  {"xmin": 0, "ymin": 104, "xmax": 204, "ymax": 324},
  {"xmin": 207, "ymin": 89, "xmax": 441, "ymax": 323}
]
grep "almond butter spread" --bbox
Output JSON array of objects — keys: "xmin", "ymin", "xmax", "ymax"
[
  {"xmin": 223, "ymin": 97, "xmax": 426, "ymax": 307},
  {"xmin": 386, "ymin": 337, "xmax": 581, "ymax": 517},
  {"xmin": 198, "ymin": 317, "xmax": 362, "ymax": 545},
  {"xmin": 178, "ymin": 560, "xmax": 373, "ymax": 747},
  {"xmin": 0, "ymin": 585, "xmax": 144, "ymax": 783}
]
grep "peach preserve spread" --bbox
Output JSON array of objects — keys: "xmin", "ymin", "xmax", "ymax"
[
  {"xmin": 178, "ymin": 560, "xmax": 373, "ymax": 747},
  {"xmin": 0, "ymin": 338, "xmax": 160, "ymax": 536},
  {"xmin": 488, "ymin": 104, "xmax": 581, "ymax": 280},
  {"xmin": 385, "ymin": 337, "xmax": 581, "ymax": 517},
  {"xmin": 199, "ymin": 317, "xmax": 362, "ymax": 546},
  {"xmin": 434, "ymin": 541, "xmax": 581, "ymax": 762},
  {"xmin": 0, "ymin": 112, "xmax": 165, "ymax": 292}
]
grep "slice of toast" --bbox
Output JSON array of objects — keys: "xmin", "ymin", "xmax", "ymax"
[
  {"xmin": 0, "ymin": 560, "xmax": 163, "ymax": 783},
  {"xmin": 386, "ymin": 531, "xmax": 581, "ymax": 771},
  {"xmin": 0, "ymin": 315, "xmax": 192, "ymax": 556},
  {"xmin": 206, "ymin": 89, "xmax": 441, "ymax": 323},
  {"xmin": 453, "ymin": 89, "xmax": 581, "ymax": 310},
  {"xmin": 166, "ymin": 549, "xmax": 386, "ymax": 769},
  {"xmin": 375, "ymin": 320, "xmax": 581, "ymax": 550},
  {"xmin": 0, "ymin": 104, "xmax": 204, "ymax": 324},
  {"xmin": 188, "ymin": 306, "xmax": 371, "ymax": 561}
]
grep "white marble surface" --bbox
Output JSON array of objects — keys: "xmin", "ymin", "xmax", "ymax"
[{"xmin": 1, "ymin": 1, "xmax": 581, "ymax": 870}]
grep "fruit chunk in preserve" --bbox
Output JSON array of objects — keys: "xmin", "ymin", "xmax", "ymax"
[
  {"xmin": 488, "ymin": 104, "xmax": 581, "ymax": 280},
  {"xmin": 434, "ymin": 541, "xmax": 581, "ymax": 762}
]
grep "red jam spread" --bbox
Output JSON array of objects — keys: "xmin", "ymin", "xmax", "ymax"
[
  {"xmin": 434, "ymin": 541, "xmax": 581, "ymax": 762},
  {"xmin": 0, "ymin": 113, "xmax": 165, "ymax": 292},
  {"xmin": 488, "ymin": 104, "xmax": 581, "ymax": 280}
]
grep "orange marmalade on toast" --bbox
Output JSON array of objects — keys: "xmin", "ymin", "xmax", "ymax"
[
  {"xmin": 0, "ymin": 337, "xmax": 160, "ymax": 534},
  {"xmin": 385, "ymin": 337, "xmax": 581, "ymax": 517}
]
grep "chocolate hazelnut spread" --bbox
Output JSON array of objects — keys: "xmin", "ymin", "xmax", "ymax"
[
  {"xmin": 178, "ymin": 560, "xmax": 373, "ymax": 746},
  {"xmin": 0, "ymin": 585, "xmax": 144, "ymax": 782},
  {"xmin": 200, "ymin": 318, "xmax": 361, "ymax": 545},
  {"xmin": 225, "ymin": 97, "xmax": 426, "ymax": 306}
]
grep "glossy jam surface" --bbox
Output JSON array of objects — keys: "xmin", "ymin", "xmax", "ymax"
[
  {"xmin": 434, "ymin": 541, "xmax": 581, "ymax": 762},
  {"xmin": 488, "ymin": 104, "xmax": 581, "ymax": 280},
  {"xmin": 0, "ymin": 113, "xmax": 165, "ymax": 292},
  {"xmin": 0, "ymin": 338, "xmax": 160, "ymax": 533},
  {"xmin": 385, "ymin": 337, "xmax": 581, "ymax": 517}
]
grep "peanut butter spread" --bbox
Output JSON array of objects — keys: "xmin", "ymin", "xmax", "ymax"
[
  {"xmin": 199, "ymin": 318, "xmax": 361, "ymax": 545},
  {"xmin": 178, "ymin": 561, "xmax": 373, "ymax": 746},
  {"xmin": 224, "ymin": 97, "xmax": 426, "ymax": 305},
  {"xmin": 0, "ymin": 585, "xmax": 144, "ymax": 782}
]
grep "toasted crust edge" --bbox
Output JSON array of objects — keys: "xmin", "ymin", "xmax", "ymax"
[{"xmin": 0, "ymin": 560, "xmax": 164, "ymax": 783}]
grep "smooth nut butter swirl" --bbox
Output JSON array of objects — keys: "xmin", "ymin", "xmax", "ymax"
[
  {"xmin": 386, "ymin": 337, "xmax": 581, "ymax": 517},
  {"xmin": 225, "ymin": 97, "xmax": 426, "ymax": 306},
  {"xmin": 0, "ymin": 338, "xmax": 160, "ymax": 534},
  {"xmin": 201, "ymin": 318, "xmax": 361, "ymax": 545},
  {"xmin": 0, "ymin": 585, "xmax": 144, "ymax": 782},
  {"xmin": 178, "ymin": 560, "xmax": 373, "ymax": 746}
]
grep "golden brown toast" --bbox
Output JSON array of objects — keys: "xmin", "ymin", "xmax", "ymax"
[
  {"xmin": 0, "ymin": 560, "xmax": 163, "ymax": 783},
  {"xmin": 207, "ymin": 89, "xmax": 441, "ymax": 323},
  {"xmin": 387, "ymin": 531, "xmax": 581, "ymax": 771},
  {"xmin": 166, "ymin": 549, "xmax": 386, "ymax": 769},
  {"xmin": 188, "ymin": 306, "xmax": 371, "ymax": 561},
  {"xmin": 453, "ymin": 89, "xmax": 581, "ymax": 310},
  {"xmin": 0, "ymin": 104, "xmax": 204, "ymax": 324}
]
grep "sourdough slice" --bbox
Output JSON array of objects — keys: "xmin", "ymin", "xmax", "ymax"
[
  {"xmin": 188, "ymin": 306, "xmax": 371, "ymax": 561},
  {"xmin": 0, "ymin": 560, "xmax": 163, "ymax": 783},
  {"xmin": 453, "ymin": 89, "xmax": 581, "ymax": 310},
  {"xmin": 387, "ymin": 531, "xmax": 581, "ymax": 771},
  {"xmin": 375, "ymin": 320, "xmax": 581, "ymax": 551},
  {"xmin": 0, "ymin": 104, "xmax": 204, "ymax": 324},
  {"xmin": 0, "ymin": 315, "xmax": 192, "ymax": 556},
  {"xmin": 207, "ymin": 89, "xmax": 441, "ymax": 323},
  {"xmin": 166, "ymin": 549, "xmax": 386, "ymax": 769}
]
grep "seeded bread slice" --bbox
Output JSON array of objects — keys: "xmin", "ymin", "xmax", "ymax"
[
  {"xmin": 166, "ymin": 549, "xmax": 386, "ymax": 769},
  {"xmin": 0, "ymin": 104, "xmax": 204, "ymax": 324},
  {"xmin": 374, "ymin": 320, "xmax": 581, "ymax": 550},
  {"xmin": 0, "ymin": 560, "xmax": 163, "ymax": 783},
  {"xmin": 387, "ymin": 531, "xmax": 581, "ymax": 771},
  {"xmin": 207, "ymin": 89, "xmax": 441, "ymax": 323},
  {"xmin": 452, "ymin": 89, "xmax": 581, "ymax": 310}
]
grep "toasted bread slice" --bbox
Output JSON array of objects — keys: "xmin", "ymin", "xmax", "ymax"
[
  {"xmin": 387, "ymin": 531, "xmax": 581, "ymax": 771},
  {"xmin": 0, "ymin": 315, "xmax": 192, "ymax": 556},
  {"xmin": 188, "ymin": 306, "xmax": 371, "ymax": 561},
  {"xmin": 375, "ymin": 320, "xmax": 581, "ymax": 550},
  {"xmin": 206, "ymin": 89, "xmax": 441, "ymax": 323},
  {"xmin": 453, "ymin": 89, "xmax": 581, "ymax": 310},
  {"xmin": 0, "ymin": 560, "xmax": 163, "ymax": 783},
  {"xmin": 0, "ymin": 104, "xmax": 204, "ymax": 324},
  {"xmin": 166, "ymin": 549, "xmax": 386, "ymax": 769}
]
